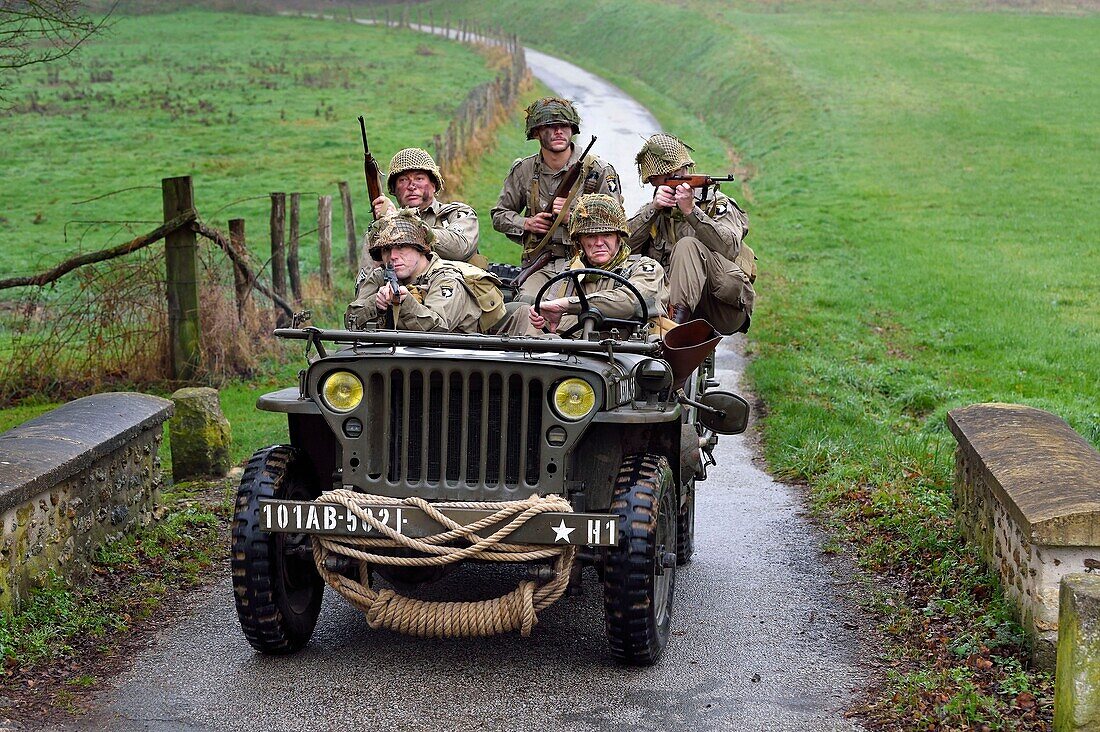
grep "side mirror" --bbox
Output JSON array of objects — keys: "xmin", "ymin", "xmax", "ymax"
[{"xmin": 698, "ymin": 390, "xmax": 750, "ymax": 435}]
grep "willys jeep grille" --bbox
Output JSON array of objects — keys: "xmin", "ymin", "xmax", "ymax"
[{"xmin": 364, "ymin": 367, "xmax": 544, "ymax": 489}]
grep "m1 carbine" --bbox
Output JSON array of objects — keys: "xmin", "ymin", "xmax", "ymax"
[
  {"xmin": 382, "ymin": 262, "xmax": 400, "ymax": 329},
  {"xmin": 648, "ymin": 172, "xmax": 736, "ymax": 201},
  {"xmin": 358, "ymin": 115, "xmax": 384, "ymax": 222},
  {"xmin": 514, "ymin": 135, "xmax": 598, "ymax": 289}
]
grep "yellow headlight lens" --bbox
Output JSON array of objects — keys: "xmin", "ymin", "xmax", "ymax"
[
  {"xmin": 321, "ymin": 371, "xmax": 363, "ymax": 413},
  {"xmin": 552, "ymin": 378, "xmax": 596, "ymax": 421}
]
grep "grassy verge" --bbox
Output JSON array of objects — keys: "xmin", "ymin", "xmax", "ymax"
[
  {"xmin": 0, "ymin": 479, "xmax": 230, "ymax": 722},
  {"xmin": 425, "ymin": 0, "xmax": 1097, "ymax": 728}
]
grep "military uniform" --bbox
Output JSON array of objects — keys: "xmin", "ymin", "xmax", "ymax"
[
  {"xmin": 365, "ymin": 147, "xmax": 487, "ymax": 268},
  {"xmin": 413, "ymin": 198, "xmax": 482, "ymax": 265},
  {"xmin": 490, "ymin": 97, "xmax": 624, "ymax": 299},
  {"xmin": 508, "ymin": 193, "xmax": 667, "ymax": 336},
  {"xmin": 345, "ymin": 253, "xmax": 483, "ymax": 333},
  {"xmin": 345, "ymin": 211, "xmax": 487, "ymax": 334},
  {"xmin": 510, "ymin": 254, "xmax": 667, "ymax": 336},
  {"xmin": 628, "ymin": 133, "xmax": 756, "ymax": 335}
]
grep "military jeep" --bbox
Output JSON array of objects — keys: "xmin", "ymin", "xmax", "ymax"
[{"xmin": 231, "ymin": 274, "xmax": 749, "ymax": 665}]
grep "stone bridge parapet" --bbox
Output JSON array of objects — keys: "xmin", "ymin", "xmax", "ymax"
[
  {"xmin": 949, "ymin": 402, "xmax": 1100, "ymax": 669},
  {"xmin": 0, "ymin": 392, "xmax": 173, "ymax": 611}
]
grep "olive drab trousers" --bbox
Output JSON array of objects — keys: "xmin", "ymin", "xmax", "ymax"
[{"xmin": 667, "ymin": 236, "xmax": 754, "ymax": 335}]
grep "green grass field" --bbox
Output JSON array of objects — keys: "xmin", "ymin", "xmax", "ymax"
[
  {"xmin": 0, "ymin": 10, "xmax": 500, "ymax": 286},
  {"xmin": 425, "ymin": 0, "xmax": 1096, "ymax": 726}
]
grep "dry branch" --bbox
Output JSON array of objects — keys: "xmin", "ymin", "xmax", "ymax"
[
  {"xmin": 0, "ymin": 209, "xmax": 196, "ymax": 290},
  {"xmin": 191, "ymin": 218, "xmax": 295, "ymax": 319}
]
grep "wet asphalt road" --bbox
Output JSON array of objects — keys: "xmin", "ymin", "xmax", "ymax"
[
  {"xmin": 44, "ymin": 35, "xmax": 868, "ymax": 732},
  {"xmin": 45, "ymin": 340, "xmax": 868, "ymax": 732}
]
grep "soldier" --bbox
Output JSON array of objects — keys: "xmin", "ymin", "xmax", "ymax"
[
  {"xmin": 626, "ymin": 133, "xmax": 756, "ymax": 334},
  {"xmin": 346, "ymin": 210, "xmax": 501, "ymax": 334},
  {"xmin": 369, "ymin": 147, "xmax": 486, "ymax": 267},
  {"xmin": 519, "ymin": 194, "xmax": 667, "ymax": 337},
  {"xmin": 490, "ymin": 97, "xmax": 623, "ymax": 299}
]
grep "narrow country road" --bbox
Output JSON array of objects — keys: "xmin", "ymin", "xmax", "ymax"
[{"xmin": 44, "ymin": 32, "xmax": 870, "ymax": 732}]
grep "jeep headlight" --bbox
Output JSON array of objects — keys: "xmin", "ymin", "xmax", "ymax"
[
  {"xmin": 551, "ymin": 378, "xmax": 596, "ymax": 421},
  {"xmin": 321, "ymin": 371, "xmax": 363, "ymax": 413}
]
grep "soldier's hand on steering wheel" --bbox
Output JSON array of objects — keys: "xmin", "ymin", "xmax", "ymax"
[{"xmin": 530, "ymin": 298, "xmax": 568, "ymax": 333}]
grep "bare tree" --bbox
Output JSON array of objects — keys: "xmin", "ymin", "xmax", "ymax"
[{"xmin": 0, "ymin": 1, "xmax": 115, "ymax": 73}]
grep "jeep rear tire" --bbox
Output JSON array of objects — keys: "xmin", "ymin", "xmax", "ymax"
[
  {"xmin": 231, "ymin": 445, "xmax": 323, "ymax": 654},
  {"xmin": 603, "ymin": 453, "xmax": 677, "ymax": 665}
]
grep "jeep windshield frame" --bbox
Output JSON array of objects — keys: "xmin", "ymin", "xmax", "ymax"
[{"xmin": 274, "ymin": 327, "xmax": 663, "ymax": 357}]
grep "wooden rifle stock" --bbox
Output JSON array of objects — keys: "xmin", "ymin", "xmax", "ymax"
[
  {"xmin": 539, "ymin": 135, "xmax": 597, "ymax": 215},
  {"xmin": 358, "ymin": 115, "xmax": 384, "ymax": 222},
  {"xmin": 512, "ymin": 250, "xmax": 554, "ymax": 289},
  {"xmin": 649, "ymin": 173, "xmax": 736, "ymax": 191}
]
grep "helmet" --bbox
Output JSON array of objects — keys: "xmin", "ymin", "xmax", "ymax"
[
  {"xmin": 366, "ymin": 209, "xmax": 435, "ymax": 261},
  {"xmin": 568, "ymin": 194, "xmax": 629, "ymax": 240},
  {"xmin": 386, "ymin": 147, "xmax": 444, "ymax": 194},
  {"xmin": 635, "ymin": 133, "xmax": 695, "ymax": 183},
  {"xmin": 524, "ymin": 97, "xmax": 581, "ymax": 140}
]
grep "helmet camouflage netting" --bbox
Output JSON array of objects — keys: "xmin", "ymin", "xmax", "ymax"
[
  {"xmin": 568, "ymin": 193, "xmax": 629, "ymax": 240},
  {"xmin": 386, "ymin": 147, "xmax": 444, "ymax": 194},
  {"xmin": 366, "ymin": 209, "xmax": 435, "ymax": 260},
  {"xmin": 524, "ymin": 97, "xmax": 581, "ymax": 140},
  {"xmin": 635, "ymin": 133, "xmax": 695, "ymax": 183}
]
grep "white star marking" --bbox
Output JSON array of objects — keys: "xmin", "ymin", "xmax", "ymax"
[{"xmin": 551, "ymin": 519, "xmax": 576, "ymax": 543}]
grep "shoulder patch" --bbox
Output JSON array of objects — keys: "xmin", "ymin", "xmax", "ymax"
[
  {"xmin": 641, "ymin": 261, "xmax": 656, "ymax": 274},
  {"xmin": 606, "ymin": 174, "xmax": 619, "ymax": 194},
  {"xmin": 439, "ymin": 279, "xmax": 458, "ymax": 298},
  {"xmin": 714, "ymin": 201, "xmax": 729, "ymax": 217}
]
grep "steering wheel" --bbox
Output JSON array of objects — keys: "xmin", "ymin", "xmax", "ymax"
[{"xmin": 532, "ymin": 267, "xmax": 650, "ymax": 339}]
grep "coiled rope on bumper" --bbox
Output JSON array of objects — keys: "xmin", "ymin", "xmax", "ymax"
[{"xmin": 311, "ymin": 489, "xmax": 576, "ymax": 638}]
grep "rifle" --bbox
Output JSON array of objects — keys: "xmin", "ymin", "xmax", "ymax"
[
  {"xmin": 382, "ymin": 262, "xmax": 400, "ymax": 328},
  {"xmin": 518, "ymin": 135, "xmax": 598, "ymax": 283},
  {"xmin": 648, "ymin": 172, "xmax": 736, "ymax": 200},
  {"xmin": 357, "ymin": 115, "xmax": 384, "ymax": 222}
]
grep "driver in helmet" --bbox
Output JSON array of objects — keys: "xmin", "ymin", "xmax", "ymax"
[
  {"xmin": 513, "ymin": 194, "xmax": 667, "ymax": 336},
  {"xmin": 369, "ymin": 147, "xmax": 486, "ymax": 268},
  {"xmin": 491, "ymin": 97, "xmax": 623, "ymax": 299}
]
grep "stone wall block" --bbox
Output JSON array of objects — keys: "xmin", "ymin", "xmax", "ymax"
[
  {"xmin": 1054, "ymin": 573, "xmax": 1100, "ymax": 731},
  {"xmin": 169, "ymin": 387, "xmax": 232, "ymax": 480},
  {"xmin": 0, "ymin": 392, "xmax": 171, "ymax": 611}
]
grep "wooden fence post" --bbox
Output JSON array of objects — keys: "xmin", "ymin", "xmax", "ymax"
[
  {"xmin": 338, "ymin": 180, "xmax": 358, "ymax": 268},
  {"xmin": 270, "ymin": 192, "xmax": 287, "ymax": 326},
  {"xmin": 228, "ymin": 218, "xmax": 250, "ymax": 323},
  {"xmin": 288, "ymin": 192, "xmax": 302, "ymax": 305},
  {"xmin": 318, "ymin": 195, "xmax": 333, "ymax": 291},
  {"xmin": 162, "ymin": 175, "xmax": 200, "ymax": 381}
]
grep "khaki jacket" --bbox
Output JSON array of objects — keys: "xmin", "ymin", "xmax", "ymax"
[
  {"xmin": 626, "ymin": 191, "xmax": 747, "ymax": 267},
  {"xmin": 491, "ymin": 144, "xmax": 623, "ymax": 260},
  {"xmin": 345, "ymin": 253, "xmax": 482, "ymax": 333},
  {"xmin": 417, "ymin": 198, "xmax": 480, "ymax": 263},
  {"xmin": 543, "ymin": 254, "xmax": 668, "ymax": 334}
]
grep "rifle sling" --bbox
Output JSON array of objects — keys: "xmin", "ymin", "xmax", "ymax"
[{"xmin": 524, "ymin": 156, "xmax": 594, "ymax": 262}]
